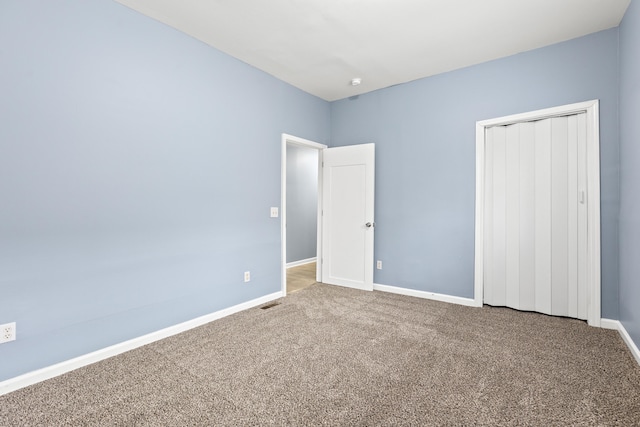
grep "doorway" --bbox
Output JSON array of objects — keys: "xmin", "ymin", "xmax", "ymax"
[
  {"xmin": 281, "ymin": 135, "xmax": 376, "ymax": 296},
  {"xmin": 474, "ymin": 100, "xmax": 601, "ymax": 326},
  {"xmin": 281, "ymin": 134, "xmax": 326, "ymax": 295}
]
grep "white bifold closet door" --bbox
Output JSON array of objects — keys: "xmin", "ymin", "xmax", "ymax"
[{"xmin": 484, "ymin": 113, "xmax": 588, "ymax": 320}]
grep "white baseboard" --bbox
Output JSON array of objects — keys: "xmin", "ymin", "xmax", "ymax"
[
  {"xmin": 601, "ymin": 318, "xmax": 640, "ymax": 366},
  {"xmin": 373, "ymin": 283, "xmax": 480, "ymax": 307},
  {"xmin": 0, "ymin": 291, "xmax": 283, "ymax": 397},
  {"xmin": 599, "ymin": 318, "xmax": 619, "ymax": 330},
  {"xmin": 286, "ymin": 257, "xmax": 316, "ymax": 268}
]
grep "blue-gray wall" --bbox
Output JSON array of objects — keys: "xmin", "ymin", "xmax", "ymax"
[
  {"xmin": 330, "ymin": 29, "xmax": 620, "ymax": 318},
  {"xmin": 619, "ymin": 1, "xmax": 640, "ymax": 349},
  {"xmin": 286, "ymin": 145, "xmax": 318, "ymax": 263},
  {"xmin": 0, "ymin": 0, "xmax": 330, "ymax": 381}
]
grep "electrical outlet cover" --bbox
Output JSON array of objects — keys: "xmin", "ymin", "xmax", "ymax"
[{"xmin": 0, "ymin": 322, "xmax": 16, "ymax": 344}]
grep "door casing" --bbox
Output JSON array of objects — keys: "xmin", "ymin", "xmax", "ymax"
[{"xmin": 474, "ymin": 100, "xmax": 601, "ymax": 326}]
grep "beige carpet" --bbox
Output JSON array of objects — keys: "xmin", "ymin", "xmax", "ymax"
[{"xmin": 1, "ymin": 283, "xmax": 639, "ymax": 426}]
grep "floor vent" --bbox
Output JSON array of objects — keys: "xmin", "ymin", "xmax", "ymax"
[{"xmin": 260, "ymin": 302, "xmax": 281, "ymax": 310}]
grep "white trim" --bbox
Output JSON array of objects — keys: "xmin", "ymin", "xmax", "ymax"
[
  {"xmin": 281, "ymin": 134, "xmax": 327, "ymax": 296},
  {"xmin": 585, "ymin": 102, "xmax": 601, "ymax": 327},
  {"xmin": 373, "ymin": 283, "xmax": 479, "ymax": 307},
  {"xmin": 600, "ymin": 318, "xmax": 620, "ymax": 330},
  {"xmin": 474, "ymin": 117, "xmax": 486, "ymax": 308},
  {"xmin": 0, "ymin": 291, "xmax": 282, "ymax": 397},
  {"xmin": 316, "ymin": 149, "xmax": 324, "ymax": 284},
  {"xmin": 286, "ymin": 257, "xmax": 317, "ymax": 268},
  {"xmin": 282, "ymin": 133, "xmax": 327, "ymax": 151},
  {"xmin": 600, "ymin": 319, "xmax": 640, "ymax": 366},
  {"xmin": 475, "ymin": 100, "xmax": 601, "ymax": 326}
]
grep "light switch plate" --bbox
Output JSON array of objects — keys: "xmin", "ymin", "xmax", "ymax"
[{"xmin": 270, "ymin": 207, "xmax": 279, "ymax": 218}]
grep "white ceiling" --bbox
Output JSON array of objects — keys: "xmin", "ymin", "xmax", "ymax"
[{"xmin": 115, "ymin": 0, "xmax": 630, "ymax": 101}]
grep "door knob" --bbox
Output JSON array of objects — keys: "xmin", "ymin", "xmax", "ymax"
[{"xmin": 365, "ymin": 222, "xmax": 374, "ymax": 228}]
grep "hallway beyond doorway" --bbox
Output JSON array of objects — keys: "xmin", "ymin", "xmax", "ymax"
[{"xmin": 287, "ymin": 262, "xmax": 316, "ymax": 294}]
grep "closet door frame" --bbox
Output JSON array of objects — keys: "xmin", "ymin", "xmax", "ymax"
[{"xmin": 474, "ymin": 100, "xmax": 601, "ymax": 326}]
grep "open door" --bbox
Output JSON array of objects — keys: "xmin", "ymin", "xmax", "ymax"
[{"xmin": 321, "ymin": 143, "xmax": 375, "ymax": 291}]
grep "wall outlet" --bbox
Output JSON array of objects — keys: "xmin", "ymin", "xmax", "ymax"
[
  {"xmin": 0, "ymin": 322, "xmax": 16, "ymax": 344},
  {"xmin": 376, "ymin": 260, "xmax": 382, "ymax": 270},
  {"xmin": 270, "ymin": 207, "xmax": 279, "ymax": 218},
  {"xmin": 244, "ymin": 271, "xmax": 251, "ymax": 282}
]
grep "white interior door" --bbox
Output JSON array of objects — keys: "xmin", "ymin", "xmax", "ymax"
[
  {"xmin": 321, "ymin": 143, "xmax": 375, "ymax": 291},
  {"xmin": 484, "ymin": 114, "xmax": 588, "ymax": 319}
]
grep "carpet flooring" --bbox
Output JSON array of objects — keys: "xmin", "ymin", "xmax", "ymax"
[{"xmin": 1, "ymin": 283, "xmax": 639, "ymax": 426}]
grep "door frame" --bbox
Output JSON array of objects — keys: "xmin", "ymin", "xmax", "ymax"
[
  {"xmin": 281, "ymin": 134, "xmax": 327, "ymax": 296},
  {"xmin": 474, "ymin": 100, "xmax": 601, "ymax": 326}
]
